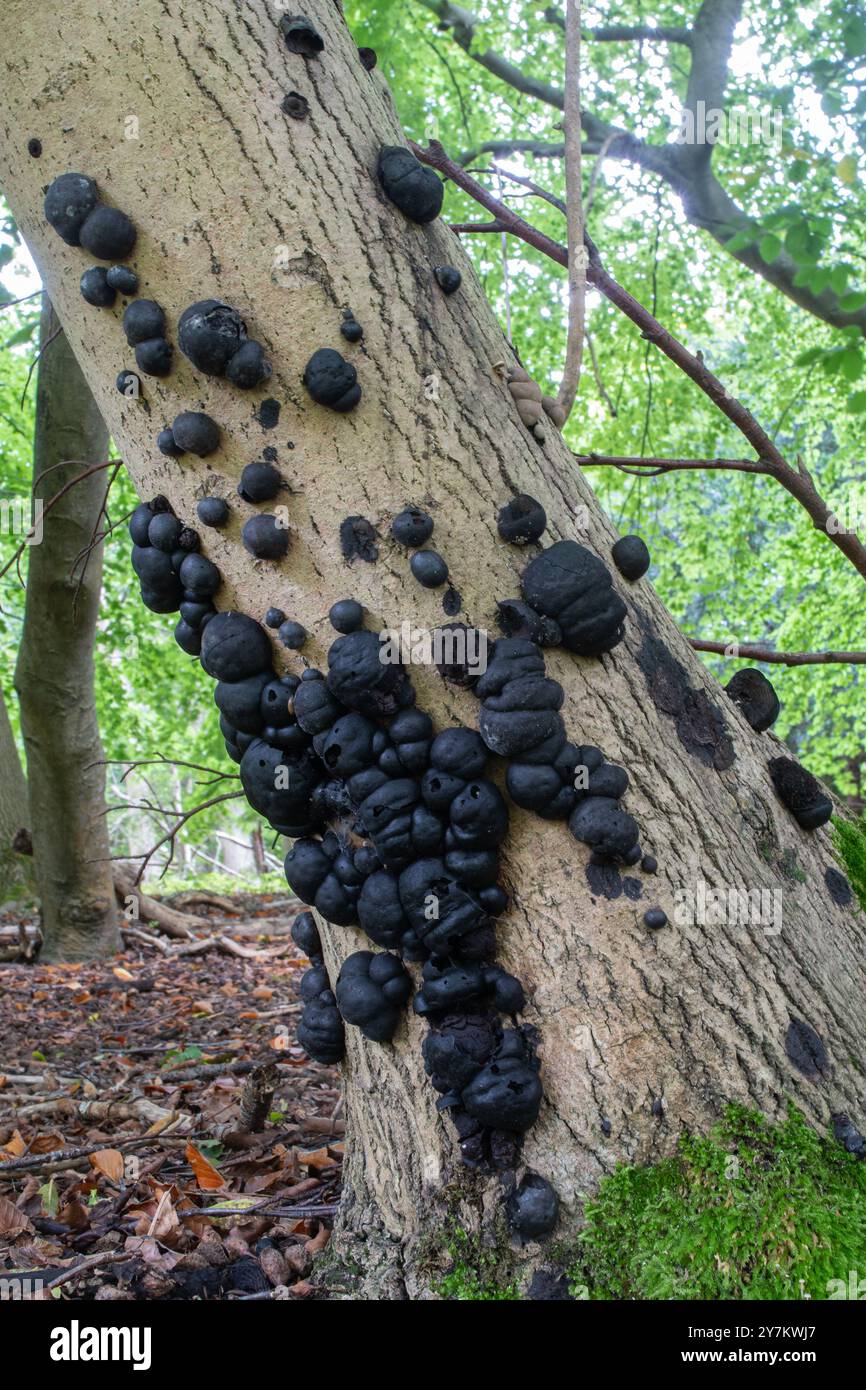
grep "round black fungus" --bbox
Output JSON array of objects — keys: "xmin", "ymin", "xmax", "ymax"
[
  {"xmin": 434, "ymin": 265, "xmax": 462, "ymax": 295},
  {"xmin": 27, "ymin": 138, "xmax": 42, "ymax": 158},
  {"xmin": 179, "ymin": 552, "xmax": 220, "ymax": 596},
  {"xmin": 329, "ymin": 599, "xmax": 364, "ymax": 634},
  {"xmin": 358, "ymin": 46, "xmax": 377, "ymax": 70},
  {"xmin": 237, "ymin": 461, "xmax": 282, "ymax": 503},
  {"xmin": 264, "ymin": 607, "xmax": 285, "ymax": 630},
  {"xmin": 506, "ymin": 1172, "xmax": 559, "ymax": 1240},
  {"xmin": 278, "ymin": 620, "xmax": 307, "ymax": 650},
  {"xmin": 644, "ymin": 907, "xmax": 668, "ymax": 929},
  {"xmin": 106, "ymin": 264, "xmax": 139, "ymax": 295},
  {"xmin": 116, "ymin": 370, "xmax": 141, "ymax": 398},
  {"xmin": 292, "ymin": 910, "xmax": 322, "ymax": 960},
  {"xmin": 392, "ymin": 507, "xmax": 433, "ymax": 547},
  {"xmin": 623, "ymin": 843, "xmax": 642, "ymax": 867},
  {"xmin": 768, "ymin": 756, "xmax": 832, "ymax": 830},
  {"xmin": 335, "ymin": 950, "xmax": 412, "ymax": 1042},
  {"xmin": 611, "ymin": 534, "xmax": 650, "ymax": 581},
  {"xmin": 79, "ymin": 205, "xmax": 137, "ymax": 260},
  {"xmin": 298, "ymin": 974, "xmax": 345, "ymax": 1064},
  {"xmin": 279, "ymin": 14, "xmax": 324, "ymax": 55},
  {"xmin": 79, "ymin": 266, "xmax": 115, "ymax": 307},
  {"xmin": 825, "ymin": 866, "xmax": 852, "ymax": 906},
  {"xmin": 303, "ymin": 348, "xmax": 360, "ymax": 412},
  {"xmin": 242, "ymin": 514, "xmax": 290, "ymax": 561},
  {"xmin": 226, "ymin": 339, "xmax": 271, "ymax": 389},
  {"xmin": 340, "ymin": 515, "xmax": 378, "ymax": 563},
  {"xmin": 443, "ymin": 586, "xmax": 462, "ymax": 617},
  {"xmin": 43, "ymin": 172, "xmax": 98, "ymax": 245},
  {"xmin": 411, "ymin": 550, "xmax": 449, "ymax": 588},
  {"xmin": 172, "ymin": 411, "xmax": 220, "ymax": 457},
  {"xmin": 497, "ymin": 494, "xmax": 546, "ymax": 545},
  {"xmin": 281, "ymin": 91, "xmax": 310, "ymax": 121},
  {"xmin": 147, "ymin": 513, "xmax": 182, "ymax": 552},
  {"xmin": 134, "ymin": 338, "xmax": 173, "ymax": 377},
  {"xmin": 462, "ymin": 1035, "xmax": 542, "ymax": 1132},
  {"xmin": 601, "ymin": 1116, "xmax": 612, "ymax": 1136},
  {"xmin": 178, "ymin": 299, "xmax": 247, "ymax": 376},
  {"xmin": 641, "ymin": 854, "xmax": 658, "ymax": 874},
  {"xmin": 258, "ymin": 399, "xmax": 281, "ymax": 430},
  {"xmin": 157, "ymin": 428, "xmax": 182, "ymax": 458},
  {"xmin": 569, "ymin": 798, "xmax": 639, "ymax": 860},
  {"xmin": 196, "ymin": 497, "xmax": 230, "ymax": 528},
  {"xmin": 200, "ymin": 611, "xmax": 272, "ymax": 682},
  {"xmin": 123, "ymin": 299, "xmax": 166, "ymax": 346},
  {"xmin": 725, "ymin": 668, "xmax": 780, "ymax": 732},
  {"xmin": 785, "ymin": 1017, "xmax": 828, "ymax": 1078},
  {"xmin": 377, "ymin": 145, "xmax": 444, "ymax": 224},
  {"xmin": 832, "ymin": 1112, "xmax": 865, "ymax": 1158},
  {"xmin": 175, "ymin": 618, "xmax": 202, "ymax": 656},
  {"xmin": 340, "ymin": 310, "xmax": 364, "ymax": 343},
  {"xmin": 521, "ymin": 540, "xmax": 627, "ymax": 655}
]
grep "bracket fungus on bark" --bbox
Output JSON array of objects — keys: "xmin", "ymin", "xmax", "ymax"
[
  {"xmin": 768, "ymin": 756, "xmax": 832, "ymax": 830},
  {"xmin": 376, "ymin": 145, "xmax": 444, "ymax": 224}
]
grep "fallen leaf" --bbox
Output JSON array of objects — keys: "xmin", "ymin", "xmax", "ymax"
[
  {"xmin": 0, "ymin": 1196, "xmax": 33, "ymax": 1238},
  {"xmin": 185, "ymin": 1143, "xmax": 225, "ymax": 1191},
  {"xmin": 90, "ymin": 1149, "xmax": 125, "ymax": 1183}
]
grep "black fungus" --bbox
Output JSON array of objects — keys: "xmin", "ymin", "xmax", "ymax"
[
  {"xmin": 27, "ymin": 138, "xmax": 42, "ymax": 158},
  {"xmin": 443, "ymin": 586, "xmax": 461, "ymax": 617},
  {"xmin": 147, "ymin": 513, "xmax": 182, "ymax": 552},
  {"xmin": 172, "ymin": 411, "xmax": 221, "ymax": 457},
  {"xmin": 43, "ymin": 172, "xmax": 99, "ymax": 245},
  {"xmin": 392, "ymin": 507, "xmax": 434, "ymax": 547},
  {"xmin": 258, "ymin": 398, "xmax": 281, "ymax": 430},
  {"xmin": 768, "ymin": 756, "xmax": 832, "ymax": 830},
  {"xmin": 178, "ymin": 299, "xmax": 247, "ymax": 376},
  {"xmin": 291, "ymin": 909, "xmax": 322, "ymax": 960},
  {"xmin": 200, "ymin": 611, "xmax": 273, "ymax": 682},
  {"xmin": 123, "ymin": 299, "xmax": 166, "ymax": 346},
  {"xmin": 179, "ymin": 552, "xmax": 221, "ymax": 597},
  {"xmin": 726, "ymin": 668, "xmax": 780, "ymax": 732},
  {"xmin": 116, "ymin": 370, "xmax": 141, "ymax": 398},
  {"xmin": 340, "ymin": 310, "xmax": 363, "ymax": 343},
  {"xmin": 335, "ymin": 950, "xmax": 412, "ymax": 1042},
  {"xmin": 238, "ymin": 461, "xmax": 282, "ymax": 503},
  {"xmin": 377, "ymin": 146, "xmax": 444, "ymax": 224},
  {"xmin": 434, "ymin": 265, "xmax": 462, "ymax": 295},
  {"xmin": 643, "ymin": 907, "xmax": 668, "ymax": 930},
  {"xmin": 461, "ymin": 1032, "xmax": 542, "ymax": 1132},
  {"xmin": 242, "ymin": 514, "xmax": 290, "ymax": 561},
  {"xmin": 303, "ymin": 348, "xmax": 361, "ymax": 412},
  {"xmin": 831, "ymin": 1112, "xmax": 865, "ymax": 1158},
  {"xmin": 264, "ymin": 607, "xmax": 286, "ymax": 630},
  {"xmin": 358, "ymin": 46, "xmax": 377, "ymax": 70},
  {"xmin": 298, "ymin": 977, "xmax": 345, "ymax": 1064},
  {"xmin": 506, "ymin": 1172, "xmax": 559, "ymax": 1239},
  {"xmin": 79, "ymin": 205, "xmax": 136, "ymax": 260},
  {"xmin": 157, "ymin": 428, "xmax": 183, "ymax": 458},
  {"xmin": 279, "ymin": 14, "xmax": 324, "ymax": 55},
  {"xmin": 569, "ymin": 798, "xmax": 639, "ymax": 860},
  {"xmin": 641, "ymin": 854, "xmax": 658, "ymax": 874},
  {"xmin": 329, "ymin": 599, "xmax": 364, "ymax": 634},
  {"xmin": 79, "ymin": 266, "xmax": 115, "ymax": 307},
  {"xmin": 497, "ymin": 494, "xmax": 546, "ymax": 545},
  {"xmin": 281, "ymin": 91, "xmax": 310, "ymax": 121},
  {"xmin": 196, "ymin": 497, "xmax": 230, "ymax": 528},
  {"xmin": 106, "ymin": 264, "xmax": 139, "ymax": 295},
  {"xmin": 411, "ymin": 550, "xmax": 449, "ymax": 588},
  {"xmin": 134, "ymin": 338, "xmax": 173, "ymax": 377},
  {"xmin": 226, "ymin": 339, "xmax": 271, "ymax": 389},
  {"xmin": 339, "ymin": 515, "xmax": 378, "ymax": 564},
  {"xmin": 785, "ymin": 1017, "xmax": 828, "ymax": 1078},
  {"xmin": 825, "ymin": 866, "xmax": 852, "ymax": 906},
  {"xmin": 521, "ymin": 539, "xmax": 627, "ymax": 655},
  {"xmin": 496, "ymin": 598, "xmax": 560, "ymax": 647},
  {"xmin": 278, "ymin": 620, "xmax": 307, "ymax": 650},
  {"xmin": 611, "ymin": 534, "xmax": 650, "ymax": 581}
]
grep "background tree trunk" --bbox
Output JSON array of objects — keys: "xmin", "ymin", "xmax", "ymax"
[
  {"xmin": 0, "ymin": 687, "xmax": 32, "ymax": 902},
  {"xmin": 0, "ymin": 0, "xmax": 863, "ymax": 1295},
  {"xmin": 13, "ymin": 297, "xmax": 118, "ymax": 961}
]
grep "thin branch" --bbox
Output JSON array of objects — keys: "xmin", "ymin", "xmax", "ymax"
[
  {"xmin": 557, "ymin": 0, "xmax": 585, "ymax": 419},
  {"xmin": 690, "ymin": 641, "xmax": 866, "ymax": 667},
  {"xmin": 20, "ymin": 324, "xmax": 61, "ymax": 406},
  {"xmin": 449, "ymin": 219, "xmax": 507, "ymax": 234},
  {"xmin": 409, "ymin": 139, "xmax": 866, "ymax": 582},
  {"xmin": 96, "ymin": 754, "xmax": 240, "ymax": 786},
  {"xmin": 0, "ymin": 460, "xmax": 115, "ymax": 585},
  {"xmin": 543, "ymin": 8, "xmax": 693, "ymax": 45},
  {"xmin": 583, "ymin": 335, "xmax": 617, "ymax": 417},
  {"xmin": 0, "ymin": 289, "xmax": 41, "ymax": 310},
  {"xmin": 576, "ymin": 453, "xmax": 770, "ymax": 475},
  {"xmin": 105, "ymin": 790, "xmax": 246, "ymax": 885}
]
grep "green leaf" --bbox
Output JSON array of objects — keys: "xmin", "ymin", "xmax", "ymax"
[
  {"xmin": 759, "ymin": 234, "xmax": 782, "ymax": 264},
  {"xmin": 847, "ymin": 390, "xmax": 866, "ymax": 413},
  {"xmin": 839, "ymin": 290, "xmax": 866, "ymax": 312},
  {"xmin": 794, "ymin": 346, "xmax": 824, "ymax": 366},
  {"xmin": 830, "ymin": 265, "xmax": 851, "ymax": 295},
  {"xmin": 840, "ymin": 347, "xmax": 863, "ymax": 381},
  {"xmin": 843, "ymin": 16, "xmax": 866, "ymax": 58},
  {"xmin": 724, "ymin": 230, "xmax": 755, "ymax": 254}
]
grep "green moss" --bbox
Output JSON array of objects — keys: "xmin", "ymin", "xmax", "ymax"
[
  {"xmin": 433, "ymin": 1225, "xmax": 520, "ymax": 1301},
  {"xmin": 567, "ymin": 1104, "xmax": 866, "ymax": 1300},
  {"xmin": 831, "ymin": 813, "xmax": 866, "ymax": 912}
]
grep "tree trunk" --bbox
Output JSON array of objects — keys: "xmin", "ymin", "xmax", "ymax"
[
  {"xmin": 0, "ymin": 0, "xmax": 863, "ymax": 1295},
  {"xmin": 0, "ymin": 686, "xmax": 32, "ymax": 902},
  {"xmin": 13, "ymin": 297, "xmax": 119, "ymax": 960}
]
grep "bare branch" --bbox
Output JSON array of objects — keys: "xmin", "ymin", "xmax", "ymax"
[
  {"xmin": 575, "ymin": 453, "xmax": 770, "ymax": 475},
  {"xmin": 557, "ymin": 0, "xmax": 585, "ymax": 421},
  {"xmin": 690, "ymin": 641, "xmax": 866, "ymax": 667}
]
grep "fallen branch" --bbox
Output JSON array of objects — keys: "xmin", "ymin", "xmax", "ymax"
[
  {"xmin": 13, "ymin": 1095, "xmax": 193, "ymax": 1133},
  {"xmin": 120, "ymin": 926, "xmax": 293, "ymax": 961},
  {"xmin": 689, "ymin": 640, "xmax": 866, "ymax": 667}
]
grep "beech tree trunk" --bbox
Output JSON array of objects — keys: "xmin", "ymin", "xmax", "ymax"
[
  {"xmin": 0, "ymin": 0, "xmax": 863, "ymax": 1296},
  {"xmin": 14, "ymin": 298, "xmax": 119, "ymax": 960},
  {"xmin": 0, "ymin": 687, "xmax": 32, "ymax": 902}
]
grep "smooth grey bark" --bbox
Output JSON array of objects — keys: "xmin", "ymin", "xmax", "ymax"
[
  {"xmin": 0, "ymin": 686, "xmax": 32, "ymax": 901},
  {"xmin": 14, "ymin": 297, "xmax": 119, "ymax": 960}
]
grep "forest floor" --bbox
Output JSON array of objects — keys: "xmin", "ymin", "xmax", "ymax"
[{"xmin": 0, "ymin": 892, "xmax": 343, "ymax": 1301}]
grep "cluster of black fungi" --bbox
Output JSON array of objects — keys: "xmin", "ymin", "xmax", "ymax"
[{"xmin": 46, "ymin": 23, "xmax": 850, "ymax": 1252}]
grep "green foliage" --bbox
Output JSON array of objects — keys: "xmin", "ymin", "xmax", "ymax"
[
  {"xmin": 434, "ymin": 1226, "xmax": 520, "ymax": 1300},
  {"xmin": 569, "ymin": 1105, "xmax": 866, "ymax": 1300},
  {"xmin": 832, "ymin": 813, "xmax": 866, "ymax": 910}
]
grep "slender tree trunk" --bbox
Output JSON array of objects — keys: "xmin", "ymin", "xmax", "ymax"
[
  {"xmin": 13, "ymin": 297, "xmax": 119, "ymax": 960},
  {"xmin": 0, "ymin": 0, "xmax": 863, "ymax": 1295},
  {"xmin": 0, "ymin": 686, "xmax": 32, "ymax": 901}
]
